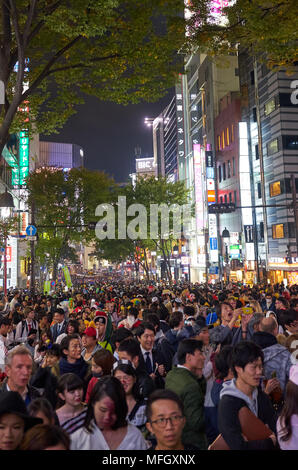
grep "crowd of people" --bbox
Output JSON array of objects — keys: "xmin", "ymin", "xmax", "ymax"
[{"xmin": 0, "ymin": 279, "xmax": 297, "ymax": 451}]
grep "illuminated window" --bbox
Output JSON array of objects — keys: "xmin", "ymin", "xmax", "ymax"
[
  {"xmin": 217, "ymin": 135, "xmax": 221, "ymax": 150},
  {"xmin": 231, "ymin": 124, "xmax": 234, "ymax": 142},
  {"xmin": 269, "ymin": 181, "xmax": 282, "ymax": 197},
  {"xmin": 222, "ymin": 131, "xmax": 225, "ymax": 149},
  {"xmin": 272, "ymin": 224, "xmax": 284, "ymax": 239},
  {"xmin": 264, "ymin": 98, "xmax": 276, "ymax": 116},
  {"xmin": 267, "ymin": 138, "xmax": 279, "ymax": 155},
  {"xmin": 226, "ymin": 128, "xmax": 230, "ymax": 146}
]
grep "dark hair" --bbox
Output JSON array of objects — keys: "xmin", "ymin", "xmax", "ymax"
[
  {"xmin": 144, "ymin": 314, "xmax": 160, "ymax": 330},
  {"xmin": 66, "ymin": 319, "xmax": 80, "ymax": 334},
  {"xmin": 169, "ymin": 311, "xmax": 183, "ymax": 329},
  {"xmin": 129, "ymin": 307, "xmax": 139, "ymax": 319},
  {"xmin": 276, "ymin": 297, "xmax": 289, "ymax": 307},
  {"xmin": 56, "ymin": 373, "xmax": 84, "ymax": 407},
  {"xmin": 60, "ymin": 334, "xmax": 81, "ymax": 358},
  {"xmin": 92, "ymin": 349, "xmax": 116, "ymax": 375},
  {"xmin": 84, "ymin": 376, "xmax": 128, "ymax": 432},
  {"xmin": 279, "ymin": 309, "xmax": 298, "ymax": 329},
  {"xmin": 177, "ymin": 338, "xmax": 203, "ymax": 365},
  {"xmin": 158, "ymin": 304, "xmax": 170, "ymax": 322},
  {"xmin": 118, "ymin": 338, "xmax": 141, "ymax": 359},
  {"xmin": 184, "ymin": 306, "xmax": 195, "ymax": 317},
  {"xmin": 110, "ymin": 328, "xmax": 133, "ymax": 349},
  {"xmin": 113, "ymin": 363, "xmax": 141, "ymax": 400},
  {"xmin": 279, "ymin": 380, "xmax": 298, "ymax": 442},
  {"xmin": 146, "ymin": 389, "xmax": 184, "ymax": 422},
  {"xmin": 214, "ymin": 345, "xmax": 233, "ymax": 380},
  {"xmin": 54, "ymin": 308, "xmax": 65, "ymax": 316},
  {"xmin": 135, "ymin": 322, "xmax": 155, "ymax": 339},
  {"xmin": 45, "ymin": 343, "xmax": 61, "ymax": 358},
  {"xmin": 0, "ymin": 317, "xmax": 11, "ymax": 327},
  {"xmin": 230, "ymin": 341, "xmax": 264, "ymax": 378},
  {"xmin": 20, "ymin": 424, "xmax": 70, "ymax": 450},
  {"xmin": 28, "ymin": 398, "xmax": 55, "ymax": 424}
]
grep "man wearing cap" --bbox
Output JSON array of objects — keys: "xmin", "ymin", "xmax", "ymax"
[
  {"xmin": 94, "ymin": 312, "xmax": 113, "ymax": 353},
  {"xmin": 81, "ymin": 327, "xmax": 102, "ymax": 362}
]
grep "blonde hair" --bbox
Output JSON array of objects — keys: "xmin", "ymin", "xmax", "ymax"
[{"xmin": 5, "ymin": 345, "xmax": 32, "ymax": 367}]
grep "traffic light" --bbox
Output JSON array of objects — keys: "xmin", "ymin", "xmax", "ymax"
[{"xmin": 208, "ymin": 203, "xmax": 236, "ymax": 214}]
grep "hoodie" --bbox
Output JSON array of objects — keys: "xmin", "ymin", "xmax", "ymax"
[
  {"xmin": 252, "ymin": 331, "xmax": 292, "ymax": 392},
  {"xmin": 218, "ymin": 379, "xmax": 277, "ymax": 450},
  {"xmin": 220, "ymin": 379, "xmax": 259, "ymax": 415}
]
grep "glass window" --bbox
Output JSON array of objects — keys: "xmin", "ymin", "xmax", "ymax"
[
  {"xmin": 217, "ymin": 135, "xmax": 221, "ymax": 150},
  {"xmin": 226, "ymin": 128, "xmax": 230, "ymax": 146},
  {"xmin": 234, "ymin": 190, "xmax": 237, "ymax": 203},
  {"xmin": 218, "ymin": 165, "xmax": 222, "ymax": 182},
  {"xmin": 222, "ymin": 131, "xmax": 225, "ymax": 149},
  {"xmin": 224, "ymin": 194, "xmax": 227, "ymax": 203},
  {"xmin": 223, "ymin": 162, "xmax": 226, "ymax": 180},
  {"xmin": 229, "ymin": 192, "xmax": 232, "ymax": 203},
  {"xmin": 272, "ymin": 224, "xmax": 284, "ymax": 239},
  {"xmin": 282, "ymin": 135, "xmax": 298, "ymax": 150},
  {"xmin": 232, "ymin": 156, "xmax": 236, "ymax": 175},
  {"xmin": 257, "ymin": 182, "xmax": 262, "ymax": 199},
  {"xmin": 255, "ymin": 144, "xmax": 259, "ymax": 160},
  {"xmin": 264, "ymin": 98, "xmax": 276, "ymax": 116},
  {"xmin": 269, "ymin": 181, "xmax": 282, "ymax": 197},
  {"xmin": 267, "ymin": 138, "xmax": 279, "ymax": 155},
  {"xmin": 231, "ymin": 124, "xmax": 234, "ymax": 142},
  {"xmin": 227, "ymin": 160, "xmax": 231, "ymax": 178}
]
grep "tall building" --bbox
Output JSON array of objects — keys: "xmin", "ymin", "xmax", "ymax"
[
  {"xmin": 39, "ymin": 141, "xmax": 84, "ymax": 169},
  {"xmin": 238, "ymin": 52, "xmax": 298, "ymax": 285},
  {"xmin": 179, "ymin": 52, "xmax": 240, "ymax": 282},
  {"xmin": 153, "ymin": 95, "xmax": 179, "ymax": 182}
]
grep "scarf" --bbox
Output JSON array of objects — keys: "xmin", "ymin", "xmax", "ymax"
[{"xmin": 59, "ymin": 357, "xmax": 88, "ymax": 380}]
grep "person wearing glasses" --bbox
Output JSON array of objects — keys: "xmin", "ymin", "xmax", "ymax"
[{"xmin": 145, "ymin": 389, "xmax": 199, "ymax": 450}]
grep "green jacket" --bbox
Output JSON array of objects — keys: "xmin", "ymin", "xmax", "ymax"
[{"xmin": 165, "ymin": 366, "xmax": 207, "ymax": 450}]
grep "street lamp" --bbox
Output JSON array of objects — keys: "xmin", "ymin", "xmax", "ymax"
[{"xmin": 222, "ymin": 228, "xmax": 230, "ymax": 284}]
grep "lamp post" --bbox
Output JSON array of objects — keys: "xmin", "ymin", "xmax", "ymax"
[{"xmin": 222, "ymin": 227, "xmax": 230, "ymax": 284}]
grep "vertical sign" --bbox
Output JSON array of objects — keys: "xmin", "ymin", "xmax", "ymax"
[{"xmin": 176, "ymin": 82, "xmax": 185, "ymax": 163}]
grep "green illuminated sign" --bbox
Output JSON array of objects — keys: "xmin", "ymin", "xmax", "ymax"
[{"xmin": 12, "ymin": 131, "xmax": 29, "ymax": 186}]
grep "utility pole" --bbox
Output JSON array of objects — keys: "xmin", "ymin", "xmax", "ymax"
[
  {"xmin": 291, "ymin": 174, "xmax": 298, "ymax": 256},
  {"xmin": 30, "ymin": 199, "xmax": 35, "ymax": 295}
]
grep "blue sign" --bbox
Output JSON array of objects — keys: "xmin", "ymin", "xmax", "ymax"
[
  {"xmin": 26, "ymin": 225, "xmax": 37, "ymax": 236},
  {"xmin": 210, "ymin": 238, "xmax": 218, "ymax": 250},
  {"xmin": 209, "ymin": 266, "xmax": 219, "ymax": 274}
]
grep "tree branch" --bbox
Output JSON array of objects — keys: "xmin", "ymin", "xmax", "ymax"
[
  {"xmin": 23, "ymin": 0, "xmax": 38, "ymax": 45},
  {"xmin": 46, "ymin": 53, "xmax": 121, "ymax": 75},
  {"xmin": 21, "ymin": 35, "xmax": 82, "ymax": 101}
]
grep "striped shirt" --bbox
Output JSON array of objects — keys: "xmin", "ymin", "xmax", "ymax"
[{"xmin": 61, "ymin": 408, "xmax": 87, "ymax": 435}]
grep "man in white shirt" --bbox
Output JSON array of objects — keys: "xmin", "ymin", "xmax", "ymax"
[
  {"xmin": 9, "ymin": 291, "xmax": 20, "ymax": 312},
  {"xmin": 15, "ymin": 309, "xmax": 39, "ymax": 344}
]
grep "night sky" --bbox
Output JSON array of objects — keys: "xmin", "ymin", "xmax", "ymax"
[{"xmin": 42, "ymin": 91, "xmax": 173, "ymax": 183}]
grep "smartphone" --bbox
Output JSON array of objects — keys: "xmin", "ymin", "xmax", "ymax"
[{"xmin": 242, "ymin": 307, "xmax": 253, "ymax": 315}]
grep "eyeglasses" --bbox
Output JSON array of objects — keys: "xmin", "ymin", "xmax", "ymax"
[{"xmin": 151, "ymin": 415, "xmax": 184, "ymax": 428}]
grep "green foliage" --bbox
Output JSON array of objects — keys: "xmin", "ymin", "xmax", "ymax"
[
  {"xmin": 94, "ymin": 176, "xmax": 191, "ymax": 281},
  {"xmin": 185, "ymin": 0, "xmax": 298, "ymax": 70},
  {"xmin": 0, "ymin": 0, "xmax": 185, "ymax": 146},
  {"xmin": 27, "ymin": 166, "xmax": 115, "ymax": 272}
]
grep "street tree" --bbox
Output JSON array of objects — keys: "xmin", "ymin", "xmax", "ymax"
[
  {"xmin": 94, "ymin": 176, "xmax": 191, "ymax": 283},
  {"xmin": 185, "ymin": 0, "xmax": 298, "ymax": 70},
  {"xmin": 0, "ymin": 0, "xmax": 185, "ymax": 154},
  {"xmin": 27, "ymin": 166, "xmax": 114, "ymax": 279}
]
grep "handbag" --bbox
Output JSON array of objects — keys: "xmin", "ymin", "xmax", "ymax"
[{"xmin": 208, "ymin": 406, "xmax": 272, "ymax": 450}]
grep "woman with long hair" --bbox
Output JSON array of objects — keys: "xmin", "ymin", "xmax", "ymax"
[
  {"xmin": 113, "ymin": 361, "xmax": 147, "ymax": 431},
  {"xmin": 70, "ymin": 376, "xmax": 148, "ymax": 450},
  {"xmin": 277, "ymin": 364, "xmax": 298, "ymax": 450}
]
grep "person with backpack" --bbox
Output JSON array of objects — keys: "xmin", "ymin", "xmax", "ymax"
[{"xmin": 14, "ymin": 308, "xmax": 39, "ymax": 345}]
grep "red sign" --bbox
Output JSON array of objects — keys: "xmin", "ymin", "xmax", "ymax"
[{"xmin": 5, "ymin": 246, "xmax": 12, "ymax": 262}]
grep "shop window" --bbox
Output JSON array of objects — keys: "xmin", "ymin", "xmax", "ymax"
[
  {"xmin": 272, "ymin": 224, "xmax": 284, "ymax": 239},
  {"xmin": 269, "ymin": 181, "xmax": 282, "ymax": 197}
]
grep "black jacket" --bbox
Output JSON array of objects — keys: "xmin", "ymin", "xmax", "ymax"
[
  {"xmin": 0, "ymin": 380, "xmax": 41, "ymax": 405},
  {"xmin": 218, "ymin": 388, "xmax": 277, "ymax": 450},
  {"xmin": 135, "ymin": 366, "xmax": 156, "ymax": 399},
  {"xmin": 30, "ymin": 366, "xmax": 58, "ymax": 408}
]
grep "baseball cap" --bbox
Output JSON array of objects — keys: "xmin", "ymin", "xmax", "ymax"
[{"xmin": 94, "ymin": 311, "xmax": 107, "ymax": 324}]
